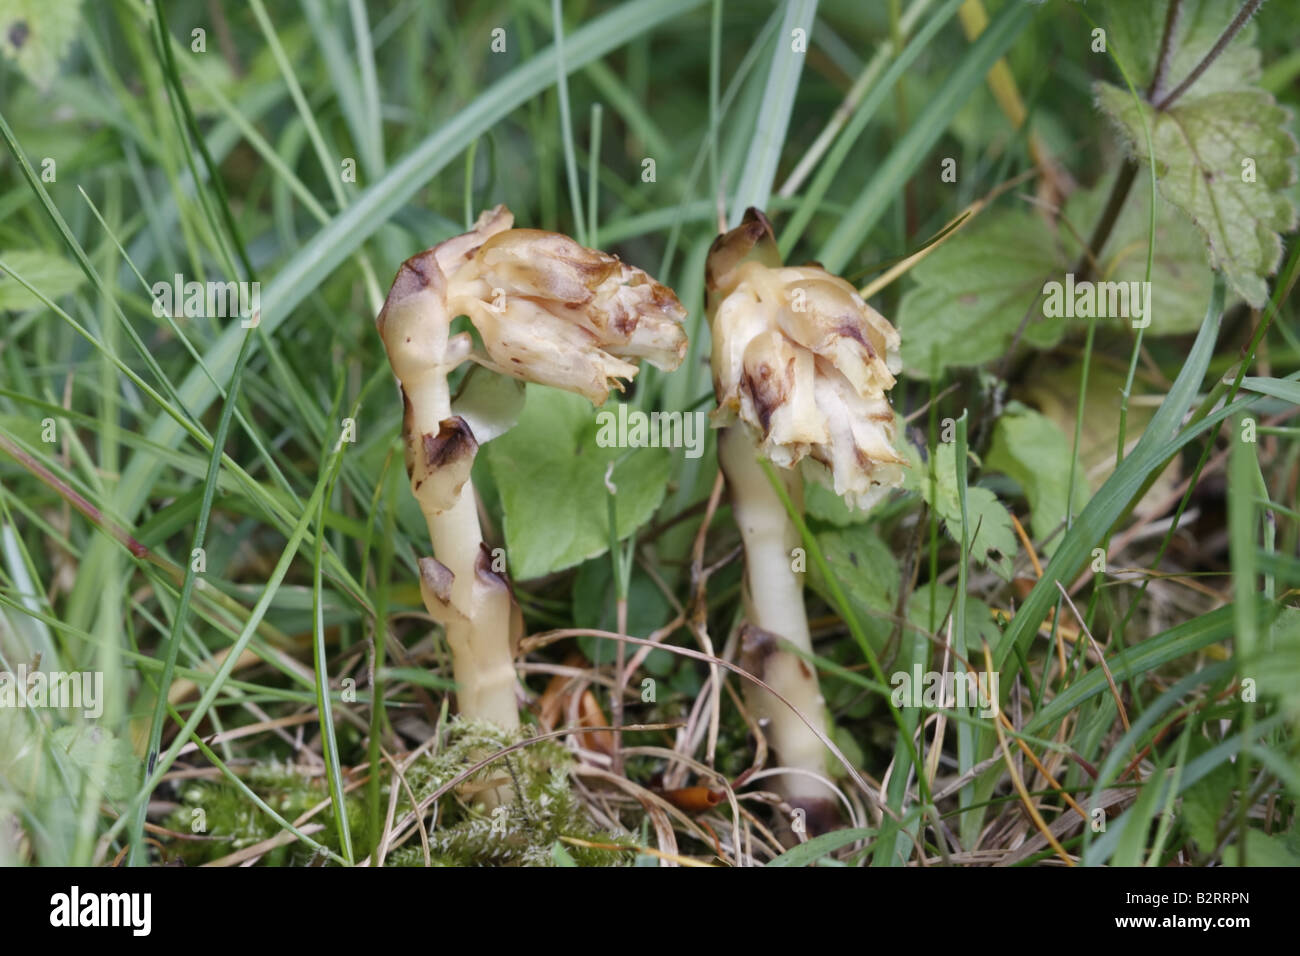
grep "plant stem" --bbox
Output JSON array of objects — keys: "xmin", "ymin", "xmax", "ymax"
[
  {"xmin": 1153, "ymin": 0, "xmax": 1264, "ymax": 110},
  {"xmin": 1073, "ymin": 160, "xmax": 1137, "ymax": 281},
  {"xmin": 404, "ymin": 377, "xmax": 520, "ymax": 734},
  {"xmin": 718, "ymin": 427, "xmax": 838, "ymax": 832},
  {"xmin": 1147, "ymin": 0, "xmax": 1184, "ymax": 101}
]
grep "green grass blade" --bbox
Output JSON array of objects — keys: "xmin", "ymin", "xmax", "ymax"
[
  {"xmin": 815, "ymin": 0, "xmax": 1033, "ymax": 273},
  {"xmin": 779, "ymin": 0, "xmax": 962, "ymax": 257},
  {"xmin": 1025, "ymin": 602, "xmax": 1261, "ymax": 734},
  {"xmin": 996, "ymin": 276, "xmax": 1228, "ymax": 670},
  {"xmin": 114, "ymin": 0, "xmax": 707, "ymax": 525},
  {"xmin": 729, "ymin": 0, "xmax": 819, "ymax": 222},
  {"xmin": 767, "ymin": 827, "xmax": 875, "ymax": 866}
]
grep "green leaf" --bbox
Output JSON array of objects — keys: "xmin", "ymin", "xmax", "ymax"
[
  {"xmin": 830, "ymin": 723, "xmax": 865, "ymax": 771},
  {"xmin": 1223, "ymin": 828, "xmax": 1300, "ymax": 867},
  {"xmin": 806, "ymin": 524, "xmax": 900, "ymax": 654},
  {"xmin": 986, "ymin": 402, "xmax": 1090, "ymax": 556},
  {"xmin": 1016, "ymin": 361, "xmax": 1181, "ymax": 516},
  {"xmin": 804, "ymin": 480, "xmax": 860, "ymax": 528},
  {"xmin": 809, "ymin": 526, "xmax": 898, "ymax": 614},
  {"xmin": 896, "ymin": 209, "xmax": 1066, "ymax": 378},
  {"xmin": 1062, "ymin": 174, "xmax": 1217, "ymax": 335},
  {"xmin": 1241, "ymin": 375, "xmax": 1300, "ymax": 406},
  {"xmin": 908, "ymin": 582, "xmax": 1000, "ymax": 650},
  {"xmin": 1181, "ymin": 738, "xmax": 1234, "ymax": 855},
  {"xmin": 572, "ymin": 560, "xmax": 675, "ymax": 673},
  {"xmin": 0, "ymin": 0, "xmax": 81, "ymax": 90},
  {"xmin": 921, "ymin": 444, "xmax": 1016, "ymax": 579},
  {"xmin": 1256, "ymin": 607, "xmax": 1300, "ymax": 723},
  {"xmin": 50, "ymin": 725, "xmax": 140, "ymax": 802},
  {"xmin": 1102, "ymin": 0, "xmax": 1260, "ymax": 98},
  {"xmin": 948, "ymin": 487, "xmax": 1015, "ymax": 580},
  {"xmin": 766, "ymin": 827, "xmax": 874, "ymax": 866},
  {"xmin": 922, "ymin": 442, "xmax": 963, "ymax": 519},
  {"xmin": 0, "ymin": 249, "xmax": 85, "ymax": 310},
  {"xmin": 896, "ymin": 170, "xmax": 1221, "ymax": 378},
  {"xmin": 484, "ymin": 388, "xmax": 672, "ymax": 580},
  {"xmin": 1094, "ymin": 87, "xmax": 1298, "ymax": 307},
  {"xmin": 451, "ymin": 365, "xmax": 526, "ymax": 445}
]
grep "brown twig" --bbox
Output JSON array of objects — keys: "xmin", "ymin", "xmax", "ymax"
[
  {"xmin": 1153, "ymin": 0, "xmax": 1265, "ymax": 110},
  {"xmin": 0, "ymin": 432, "xmax": 148, "ymax": 558},
  {"xmin": 1147, "ymin": 0, "xmax": 1185, "ymax": 101}
]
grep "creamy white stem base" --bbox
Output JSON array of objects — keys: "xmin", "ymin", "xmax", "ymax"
[
  {"xmin": 405, "ymin": 377, "xmax": 520, "ymax": 736},
  {"xmin": 429, "ymin": 489, "xmax": 520, "ymax": 731},
  {"xmin": 719, "ymin": 427, "xmax": 838, "ymax": 829}
]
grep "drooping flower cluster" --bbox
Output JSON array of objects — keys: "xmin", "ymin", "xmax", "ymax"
[
  {"xmin": 378, "ymin": 205, "xmax": 688, "ymax": 410},
  {"xmin": 376, "ymin": 205, "xmax": 688, "ymax": 518},
  {"xmin": 708, "ymin": 209, "xmax": 905, "ymax": 510}
]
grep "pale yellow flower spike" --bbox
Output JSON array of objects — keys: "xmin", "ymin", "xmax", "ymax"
[
  {"xmin": 707, "ymin": 208, "xmax": 906, "ymax": 834},
  {"xmin": 375, "ymin": 207, "xmax": 687, "ymax": 793},
  {"xmin": 709, "ymin": 212, "xmax": 906, "ymax": 512}
]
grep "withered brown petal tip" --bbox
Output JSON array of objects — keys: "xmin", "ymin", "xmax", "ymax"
[
  {"xmin": 376, "ymin": 251, "xmax": 443, "ymax": 334},
  {"xmin": 393, "ymin": 250, "xmax": 438, "ymax": 294},
  {"xmin": 422, "ymin": 416, "xmax": 478, "ymax": 470},
  {"xmin": 740, "ymin": 207, "xmax": 776, "ymax": 239},
  {"xmin": 743, "ymin": 365, "xmax": 781, "ymax": 435}
]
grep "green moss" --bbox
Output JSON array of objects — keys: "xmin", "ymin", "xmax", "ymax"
[
  {"xmin": 163, "ymin": 720, "xmax": 633, "ymax": 867},
  {"xmin": 166, "ymin": 761, "xmax": 365, "ymax": 866},
  {"xmin": 385, "ymin": 720, "xmax": 632, "ymax": 866}
]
